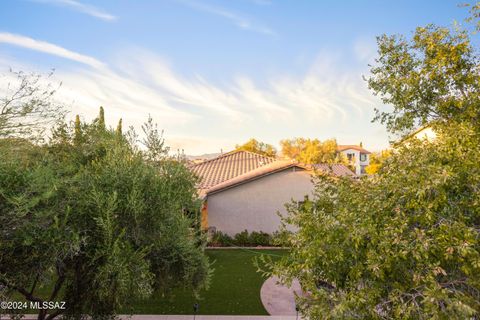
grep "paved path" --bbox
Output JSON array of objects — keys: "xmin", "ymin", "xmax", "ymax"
[{"xmin": 260, "ymin": 276, "xmax": 303, "ymax": 316}]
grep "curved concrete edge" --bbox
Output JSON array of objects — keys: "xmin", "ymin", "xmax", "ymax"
[{"xmin": 260, "ymin": 276, "xmax": 302, "ymax": 316}]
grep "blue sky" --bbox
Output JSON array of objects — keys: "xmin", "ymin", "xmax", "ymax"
[{"xmin": 0, "ymin": 0, "xmax": 468, "ymax": 154}]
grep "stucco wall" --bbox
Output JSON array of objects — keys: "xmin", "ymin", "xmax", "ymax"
[
  {"xmin": 206, "ymin": 167, "xmax": 314, "ymax": 236},
  {"xmin": 414, "ymin": 127, "xmax": 437, "ymax": 141},
  {"xmin": 340, "ymin": 149, "xmax": 370, "ymax": 175}
]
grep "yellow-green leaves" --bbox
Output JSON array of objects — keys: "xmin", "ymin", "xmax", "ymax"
[{"xmin": 270, "ymin": 123, "xmax": 480, "ymax": 319}]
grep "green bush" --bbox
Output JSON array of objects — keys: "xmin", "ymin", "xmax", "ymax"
[
  {"xmin": 208, "ymin": 231, "xmax": 233, "ymax": 247},
  {"xmin": 208, "ymin": 230, "xmax": 280, "ymax": 247},
  {"xmin": 271, "ymin": 230, "xmax": 293, "ymax": 247},
  {"xmin": 249, "ymin": 231, "xmax": 272, "ymax": 246},
  {"xmin": 233, "ymin": 230, "xmax": 250, "ymax": 246}
]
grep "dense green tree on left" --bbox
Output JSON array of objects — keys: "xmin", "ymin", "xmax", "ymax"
[{"xmin": 0, "ymin": 72, "xmax": 210, "ymax": 320}]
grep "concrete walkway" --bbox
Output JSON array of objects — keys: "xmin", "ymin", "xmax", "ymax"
[{"xmin": 260, "ymin": 276, "xmax": 303, "ymax": 316}]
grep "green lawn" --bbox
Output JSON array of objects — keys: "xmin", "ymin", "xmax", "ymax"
[
  {"xmin": 10, "ymin": 249, "xmax": 286, "ymax": 315},
  {"xmin": 123, "ymin": 248, "xmax": 287, "ymax": 315}
]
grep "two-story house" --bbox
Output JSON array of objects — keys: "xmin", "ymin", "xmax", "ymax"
[{"xmin": 337, "ymin": 144, "xmax": 371, "ymax": 176}]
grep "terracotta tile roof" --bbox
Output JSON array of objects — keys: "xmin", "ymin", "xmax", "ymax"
[
  {"xmin": 337, "ymin": 145, "xmax": 371, "ymax": 154},
  {"xmin": 205, "ymin": 160, "xmax": 307, "ymax": 196},
  {"xmin": 311, "ymin": 163, "xmax": 357, "ymax": 177},
  {"xmin": 190, "ymin": 150, "xmax": 276, "ymax": 191},
  {"xmin": 191, "ymin": 150, "xmax": 357, "ymax": 197}
]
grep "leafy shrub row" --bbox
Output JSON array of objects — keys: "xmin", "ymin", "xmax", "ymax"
[{"xmin": 207, "ymin": 229, "xmax": 289, "ymax": 247}]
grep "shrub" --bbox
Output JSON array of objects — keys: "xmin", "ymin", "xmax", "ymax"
[
  {"xmin": 207, "ymin": 230, "xmax": 280, "ymax": 247},
  {"xmin": 249, "ymin": 231, "xmax": 272, "ymax": 246},
  {"xmin": 233, "ymin": 230, "xmax": 250, "ymax": 246},
  {"xmin": 208, "ymin": 231, "xmax": 233, "ymax": 247},
  {"xmin": 271, "ymin": 230, "xmax": 292, "ymax": 247}
]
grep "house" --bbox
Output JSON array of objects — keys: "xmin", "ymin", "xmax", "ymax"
[
  {"xmin": 412, "ymin": 126, "xmax": 437, "ymax": 141},
  {"xmin": 399, "ymin": 126, "xmax": 437, "ymax": 144},
  {"xmin": 337, "ymin": 145, "xmax": 371, "ymax": 176},
  {"xmin": 190, "ymin": 150, "xmax": 355, "ymax": 236},
  {"xmin": 391, "ymin": 126, "xmax": 438, "ymax": 151}
]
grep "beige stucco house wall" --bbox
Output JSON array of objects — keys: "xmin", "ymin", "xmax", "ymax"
[
  {"xmin": 206, "ymin": 167, "xmax": 314, "ymax": 235},
  {"xmin": 338, "ymin": 146, "xmax": 371, "ymax": 176},
  {"xmin": 413, "ymin": 126, "xmax": 437, "ymax": 141}
]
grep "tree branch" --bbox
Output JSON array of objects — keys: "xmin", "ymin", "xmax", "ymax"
[
  {"xmin": 0, "ymin": 278, "xmax": 43, "ymax": 303},
  {"xmin": 30, "ymin": 274, "xmax": 40, "ymax": 296}
]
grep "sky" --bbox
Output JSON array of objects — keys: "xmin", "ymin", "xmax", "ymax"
[{"xmin": 0, "ymin": 0, "xmax": 469, "ymax": 154}]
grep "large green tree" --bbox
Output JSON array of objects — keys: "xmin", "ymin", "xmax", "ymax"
[
  {"xmin": 368, "ymin": 23, "xmax": 480, "ymax": 136},
  {"xmin": 268, "ymin": 4, "xmax": 480, "ymax": 319},
  {"xmin": 0, "ymin": 109, "xmax": 209, "ymax": 319}
]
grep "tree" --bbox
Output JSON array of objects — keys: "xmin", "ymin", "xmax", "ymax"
[
  {"xmin": 268, "ymin": 4, "xmax": 480, "ymax": 319},
  {"xmin": 141, "ymin": 115, "xmax": 169, "ymax": 162},
  {"xmin": 98, "ymin": 106, "xmax": 106, "ymax": 129},
  {"xmin": 116, "ymin": 118, "xmax": 122, "ymax": 136},
  {"xmin": 365, "ymin": 149, "xmax": 391, "ymax": 175},
  {"xmin": 269, "ymin": 125, "xmax": 480, "ymax": 319},
  {"xmin": 367, "ymin": 23, "xmax": 480, "ymax": 136},
  {"xmin": 73, "ymin": 114, "xmax": 82, "ymax": 145},
  {"xmin": 235, "ymin": 138, "xmax": 277, "ymax": 157},
  {"xmin": 0, "ymin": 108, "xmax": 210, "ymax": 319},
  {"xmin": 0, "ymin": 70, "xmax": 65, "ymax": 141},
  {"xmin": 280, "ymin": 138, "xmax": 340, "ymax": 164},
  {"xmin": 464, "ymin": 2, "xmax": 480, "ymax": 31}
]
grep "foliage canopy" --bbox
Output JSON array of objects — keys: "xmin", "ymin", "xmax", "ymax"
[
  {"xmin": 280, "ymin": 138, "xmax": 344, "ymax": 164},
  {"xmin": 269, "ymin": 5, "xmax": 480, "ymax": 319},
  {"xmin": 235, "ymin": 138, "xmax": 277, "ymax": 157},
  {"xmin": 0, "ymin": 109, "xmax": 210, "ymax": 319}
]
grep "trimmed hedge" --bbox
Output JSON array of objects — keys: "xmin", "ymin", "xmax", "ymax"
[{"xmin": 208, "ymin": 230, "xmax": 289, "ymax": 247}]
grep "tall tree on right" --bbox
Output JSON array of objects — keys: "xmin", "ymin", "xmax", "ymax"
[
  {"xmin": 268, "ymin": 4, "xmax": 480, "ymax": 319},
  {"xmin": 368, "ymin": 21, "xmax": 480, "ymax": 136}
]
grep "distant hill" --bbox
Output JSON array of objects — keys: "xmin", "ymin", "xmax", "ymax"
[{"xmin": 186, "ymin": 152, "xmax": 222, "ymax": 163}]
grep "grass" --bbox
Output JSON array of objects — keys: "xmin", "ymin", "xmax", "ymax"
[
  {"xmin": 8, "ymin": 249, "xmax": 286, "ymax": 315},
  {"xmin": 123, "ymin": 248, "xmax": 287, "ymax": 315}
]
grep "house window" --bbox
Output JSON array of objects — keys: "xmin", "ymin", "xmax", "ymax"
[
  {"xmin": 360, "ymin": 165, "xmax": 367, "ymax": 174},
  {"xmin": 360, "ymin": 154, "xmax": 367, "ymax": 162},
  {"xmin": 347, "ymin": 153, "xmax": 355, "ymax": 161}
]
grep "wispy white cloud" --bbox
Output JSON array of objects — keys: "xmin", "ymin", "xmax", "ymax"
[
  {"xmin": 0, "ymin": 32, "xmax": 105, "ymax": 69},
  {"xmin": 249, "ymin": 0, "xmax": 272, "ymax": 5},
  {"xmin": 29, "ymin": 0, "xmax": 117, "ymax": 21},
  {"xmin": 0, "ymin": 35, "xmax": 387, "ymax": 154},
  {"xmin": 175, "ymin": 0, "xmax": 276, "ymax": 36}
]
